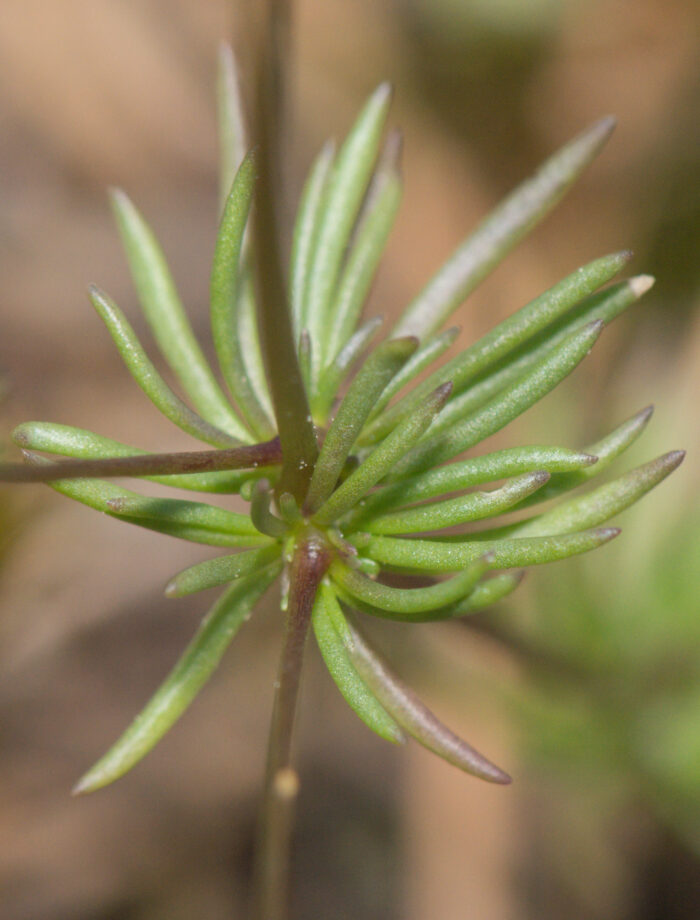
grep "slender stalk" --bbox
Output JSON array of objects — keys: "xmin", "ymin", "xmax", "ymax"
[
  {"xmin": 251, "ymin": 0, "xmax": 318, "ymax": 503},
  {"xmin": 0, "ymin": 440, "xmax": 282, "ymax": 482},
  {"xmin": 256, "ymin": 534, "xmax": 331, "ymax": 920}
]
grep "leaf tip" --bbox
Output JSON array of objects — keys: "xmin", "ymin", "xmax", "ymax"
[
  {"xmin": 598, "ymin": 526, "xmax": 622, "ymax": 542},
  {"xmin": 163, "ymin": 579, "xmax": 180, "ymax": 599},
  {"xmin": 630, "ymin": 274, "xmax": 655, "ymax": 297},
  {"xmin": 71, "ymin": 773, "xmax": 98, "ymax": 796},
  {"xmin": 663, "ymin": 449, "xmax": 686, "ymax": 471},
  {"xmin": 489, "ymin": 765, "xmax": 513, "ymax": 785},
  {"xmin": 434, "ymin": 381, "xmax": 453, "ymax": 404},
  {"xmin": 108, "ymin": 186, "xmax": 129, "ymax": 208},
  {"xmin": 588, "ymin": 114, "xmax": 617, "ymax": 145},
  {"xmin": 375, "ymin": 81, "xmax": 393, "ymax": 105},
  {"xmin": 11, "ymin": 425, "xmax": 30, "ymax": 448}
]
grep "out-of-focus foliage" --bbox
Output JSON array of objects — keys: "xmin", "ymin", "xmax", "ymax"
[{"xmin": 490, "ymin": 315, "xmax": 700, "ymax": 881}]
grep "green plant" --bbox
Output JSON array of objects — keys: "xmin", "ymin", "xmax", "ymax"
[{"xmin": 1, "ymin": 28, "xmax": 684, "ymax": 919}]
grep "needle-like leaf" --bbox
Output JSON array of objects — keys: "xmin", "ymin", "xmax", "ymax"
[
  {"xmin": 324, "ymin": 144, "xmax": 402, "ymax": 360},
  {"xmin": 217, "ymin": 42, "xmax": 248, "ymax": 211},
  {"xmin": 105, "ymin": 494, "xmax": 264, "ymax": 545},
  {"xmin": 364, "ymin": 470, "xmax": 550, "ymax": 535},
  {"xmin": 364, "ymin": 251, "xmax": 630, "ymax": 445},
  {"xmin": 290, "ymin": 140, "xmax": 336, "ymax": 332},
  {"xmin": 417, "ymin": 275, "xmax": 653, "ymax": 437},
  {"xmin": 165, "ymin": 544, "xmax": 282, "ymax": 597},
  {"xmin": 73, "ymin": 562, "xmax": 281, "ymax": 794},
  {"xmin": 211, "ymin": 154, "xmax": 276, "ymax": 438},
  {"xmin": 235, "ymin": 279, "xmax": 274, "ymax": 421},
  {"xmin": 512, "ymin": 404, "xmax": 654, "ymax": 511},
  {"xmin": 250, "ymin": 479, "xmax": 288, "ymax": 538},
  {"xmin": 303, "ymin": 83, "xmax": 392, "ymax": 374},
  {"xmin": 340, "ymin": 615, "xmax": 511, "ymax": 782},
  {"xmin": 367, "ymin": 326, "xmax": 460, "ymax": 422},
  {"xmin": 305, "ymin": 337, "xmax": 418, "ymax": 514},
  {"xmin": 313, "ymin": 316, "xmax": 384, "ymax": 422},
  {"xmin": 511, "ymin": 450, "xmax": 685, "ymax": 537},
  {"xmin": 313, "ymin": 382, "xmax": 453, "ymax": 525},
  {"xmin": 393, "ymin": 116, "xmax": 617, "ymax": 338},
  {"xmin": 20, "ymin": 453, "xmax": 271, "ymax": 547},
  {"xmin": 363, "ymin": 527, "xmax": 620, "ymax": 573},
  {"xmin": 312, "ymin": 582, "xmax": 405, "ymax": 743},
  {"xmin": 331, "ymin": 554, "xmax": 491, "ymax": 618},
  {"xmin": 89, "ymin": 286, "xmax": 239, "ymax": 448},
  {"xmin": 345, "ymin": 445, "xmax": 596, "ymax": 527},
  {"xmin": 390, "ymin": 321, "xmax": 603, "ymax": 477},
  {"xmin": 110, "ymin": 189, "xmax": 251, "ymax": 440}
]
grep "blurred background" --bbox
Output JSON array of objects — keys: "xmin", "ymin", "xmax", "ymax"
[{"xmin": 0, "ymin": 1, "xmax": 698, "ymax": 918}]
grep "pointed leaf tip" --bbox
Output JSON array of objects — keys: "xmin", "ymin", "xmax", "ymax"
[
  {"xmin": 594, "ymin": 114, "xmax": 617, "ymax": 136},
  {"xmin": 630, "ymin": 274, "xmax": 655, "ymax": 297},
  {"xmin": 374, "ymin": 81, "xmax": 393, "ymax": 104},
  {"xmin": 663, "ymin": 449, "xmax": 686, "ymax": 470},
  {"xmin": 435, "ymin": 381, "xmax": 453, "ymax": 403}
]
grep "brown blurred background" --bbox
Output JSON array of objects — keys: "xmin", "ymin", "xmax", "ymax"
[{"xmin": 0, "ymin": 2, "xmax": 698, "ymax": 918}]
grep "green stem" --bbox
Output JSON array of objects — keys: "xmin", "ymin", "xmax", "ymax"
[
  {"xmin": 251, "ymin": 0, "xmax": 318, "ymax": 503},
  {"xmin": 255, "ymin": 535, "xmax": 331, "ymax": 920}
]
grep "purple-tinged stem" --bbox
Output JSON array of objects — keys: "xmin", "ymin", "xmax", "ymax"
[
  {"xmin": 255, "ymin": 533, "xmax": 331, "ymax": 920},
  {"xmin": 0, "ymin": 439, "xmax": 282, "ymax": 483}
]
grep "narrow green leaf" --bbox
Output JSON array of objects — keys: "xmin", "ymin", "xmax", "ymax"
[
  {"xmin": 364, "ymin": 251, "xmax": 630, "ymax": 445},
  {"xmin": 22, "ymin": 453, "xmax": 271, "ymax": 547},
  {"xmin": 312, "ymin": 583, "xmax": 405, "ymax": 744},
  {"xmin": 11, "ymin": 422, "xmax": 275, "ymax": 494},
  {"xmin": 390, "ymin": 321, "xmax": 603, "ymax": 477},
  {"xmin": 290, "ymin": 139, "xmax": 335, "ymax": 332},
  {"xmin": 324, "ymin": 163, "xmax": 402, "ymax": 360},
  {"xmin": 344, "ymin": 445, "xmax": 597, "ymax": 528},
  {"xmin": 211, "ymin": 154, "xmax": 276, "ymax": 439},
  {"xmin": 217, "ymin": 42, "xmax": 248, "ymax": 211},
  {"xmin": 73, "ymin": 563, "xmax": 280, "ymax": 794},
  {"xmin": 392, "ymin": 116, "xmax": 617, "ymax": 338},
  {"xmin": 110, "ymin": 189, "xmax": 251, "ymax": 440},
  {"xmin": 367, "ymin": 326, "xmax": 460, "ymax": 423},
  {"xmin": 165, "ymin": 544, "xmax": 282, "ymax": 597},
  {"xmin": 511, "ymin": 450, "xmax": 685, "ymax": 538},
  {"xmin": 235, "ymin": 278, "xmax": 274, "ymax": 422},
  {"xmin": 513, "ymin": 405, "xmax": 654, "ymax": 511},
  {"xmin": 89, "ymin": 286, "xmax": 239, "ymax": 448},
  {"xmin": 415, "ymin": 275, "xmax": 653, "ymax": 438},
  {"xmin": 250, "ymin": 479, "xmax": 288, "ymax": 538},
  {"xmin": 364, "ymin": 527, "xmax": 620, "ymax": 574},
  {"xmin": 313, "ymin": 382, "xmax": 453, "ymax": 525},
  {"xmin": 449, "ymin": 571, "xmax": 525, "ymax": 614},
  {"xmin": 365, "ymin": 470, "xmax": 550, "ymax": 535},
  {"xmin": 304, "ymin": 83, "xmax": 392, "ymax": 373},
  {"xmin": 331, "ymin": 555, "xmax": 491, "ymax": 618},
  {"xmin": 105, "ymin": 493, "xmax": 263, "ymax": 542},
  {"xmin": 313, "ymin": 316, "xmax": 384, "ymax": 422},
  {"xmin": 340, "ymin": 616, "xmax": 511, "ymax": 782},
  {"xmin": 305, "ymin": 337, "xmax": 418, "ymax": 514}
]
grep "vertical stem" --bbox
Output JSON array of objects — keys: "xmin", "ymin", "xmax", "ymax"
[
  {"xmin": 251, "ymin": 0, "xmax": 318, "ymax": 504},
  {"xmin": 255, "ymin": 535, "xmax": 331, "ymax": 920}
]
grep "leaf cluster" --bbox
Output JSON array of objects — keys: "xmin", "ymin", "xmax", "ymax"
[{"xmin": 1, "ymin": 46, "xmax": 683, "ymax": 793}]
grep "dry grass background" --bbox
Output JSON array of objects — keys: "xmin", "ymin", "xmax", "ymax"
[{"xmin": 0, "ymin": 2, "xmax": 698, "ymax": 918}]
